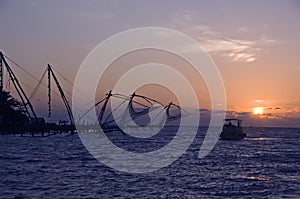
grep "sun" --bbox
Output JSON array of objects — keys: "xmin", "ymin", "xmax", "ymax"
[{"xmin": 253, "ymin": 107, "xmax": 264, "ymax": 115}]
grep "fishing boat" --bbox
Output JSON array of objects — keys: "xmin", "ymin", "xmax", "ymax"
[{"xmin": 220, "ymin": 119, "xmax": 246, "ymax": 140}]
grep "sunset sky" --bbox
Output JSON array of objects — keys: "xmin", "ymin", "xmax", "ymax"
[{"xmin": 0, "ymin": 0, "xmax": 299, "ymax": 127}]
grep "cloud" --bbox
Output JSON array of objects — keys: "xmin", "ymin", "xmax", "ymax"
[
  {"xmin": 194, "ymin": 30, "xmax": 276, "ymax": 63},
  {"xmin": 170, "ymin": 12, "xmax": 276, "ymax": 63},
  {"xmin": 195, "ymin": 31, "xmax": 265, "ymax": 63},
  {"xmin": 196, "ymin": 106, "xmax": 300, "ymax": 127},
  {"xmin": 238, "ymin": 26, "xmax": 251, "ymax": 33},
  {"xmin": 253, "ymin": 99, "xmax": 264, "ymax": 103},
  {"xmin": 200, "ymin": 37, "xmax": 259, "ymax": 63},
  {"xmin": 199, "ymin": 108, "xmax": 209, "ymax": 112}
]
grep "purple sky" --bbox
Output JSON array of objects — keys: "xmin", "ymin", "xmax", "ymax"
[{"xmin": 0, "ymin": 0, "xmax": 299, "ymax": 127}]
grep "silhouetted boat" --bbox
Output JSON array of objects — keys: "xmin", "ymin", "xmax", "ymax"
[{"xmin": 220, "ymin": 119, "xmax": 246, "ymax": 140}]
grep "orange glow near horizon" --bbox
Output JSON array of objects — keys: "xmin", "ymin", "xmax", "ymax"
[{"xmin": 253, "ymin": 107, "xmax": 264, "ymax": 115}]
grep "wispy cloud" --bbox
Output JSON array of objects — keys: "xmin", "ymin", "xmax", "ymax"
[
  {"xmin": 171, "ymin": 11, "xmax": 276, "ymax": 63},
  {"xmin": 193, "ymin": 26, "xmax": 276, "ymax": 63},
  {"xmin": 201, "ymin": 37, "xmax": 259, "ymax": 63}
]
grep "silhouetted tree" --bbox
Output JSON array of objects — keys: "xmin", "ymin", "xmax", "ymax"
[{"xmin": 0, "ymin": 90, "xmax": 28, "ymax": 126}]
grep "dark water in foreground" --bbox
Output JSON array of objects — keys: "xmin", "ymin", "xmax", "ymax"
[{"xmin": 0, "ymin": 127, "xmax": 299, "ymax": 198}]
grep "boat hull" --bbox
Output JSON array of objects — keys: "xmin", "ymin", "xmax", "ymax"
[{"xmin": 220, "ymin": 127, "xmax": 246, "ymax": 140}]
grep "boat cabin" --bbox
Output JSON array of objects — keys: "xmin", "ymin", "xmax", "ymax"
[{"xmin": 223, "ymin": 118, "xmax": 242, "ymax": 128}]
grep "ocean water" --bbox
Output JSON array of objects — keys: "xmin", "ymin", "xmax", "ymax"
[{"xmin": 0, "ymin": 127, "xmax": 299, "ymax": 198}]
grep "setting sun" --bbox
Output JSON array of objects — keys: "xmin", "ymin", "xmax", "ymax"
[{"xmin": 253, "ymin": 107, "xmax": 264, "ymax": 115}]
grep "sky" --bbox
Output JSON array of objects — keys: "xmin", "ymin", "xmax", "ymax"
[{"xmin": 0, "ymin": 0, "xmax": 300, "ymax": 127}]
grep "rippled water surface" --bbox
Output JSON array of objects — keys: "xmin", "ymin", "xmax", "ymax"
[{"xmin": 0, "ymin": 127, "xmax": 299, "ymax": 198}]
